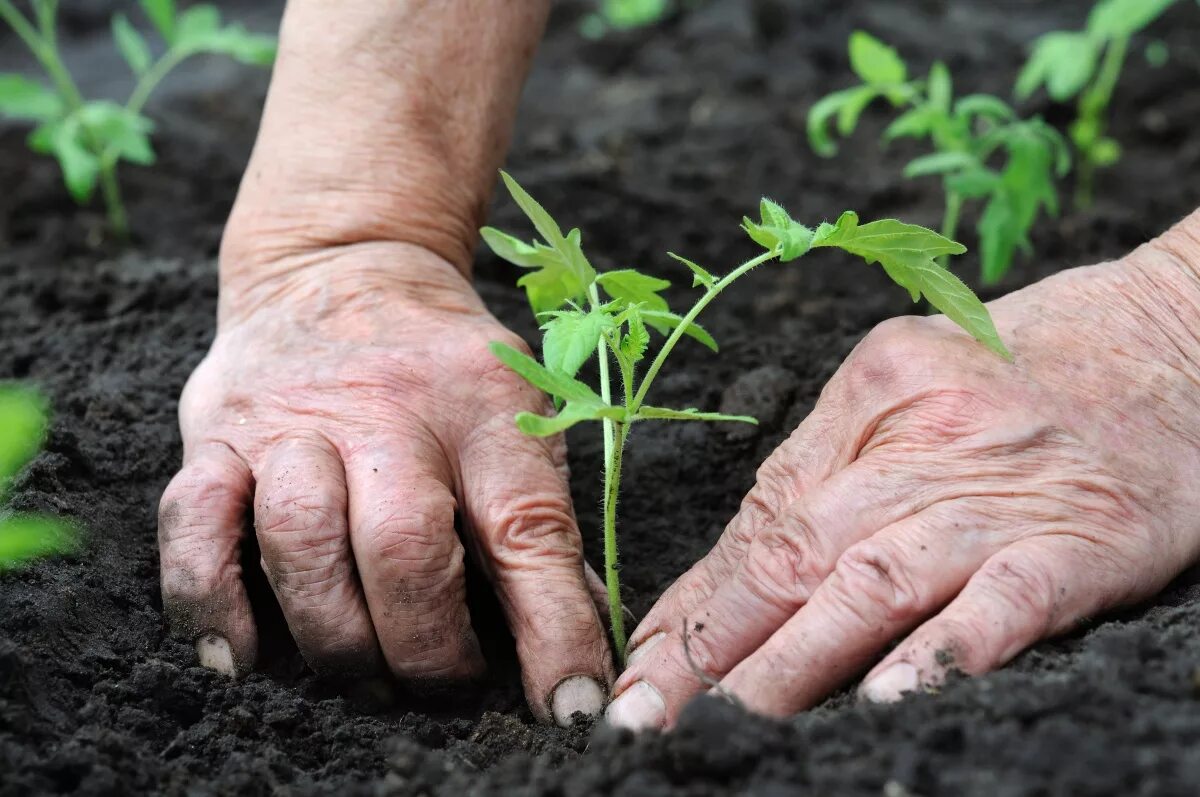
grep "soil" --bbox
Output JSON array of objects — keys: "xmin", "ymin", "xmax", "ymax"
[{"xmin": 3, "ymin": 1, "xmax": 1200, "ymax": 795}]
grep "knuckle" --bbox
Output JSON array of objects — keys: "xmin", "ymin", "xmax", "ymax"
[
  {"xmin": 739, "ymin": 516, "xmax": 823, "ymax": 610},
  {"xmin": 827, "ymin": 541, "xmax": 922, "ymax": 628},
  {"xmin": 483, "ymin": 492, "xmax": 581, "ymax": 561},
  {"xmin": 973, "ymin": 552, "xmax": 1057, "ymax": 625},
  {"xmin": 158, "ymin": 461, "xmax": 245, "ymax": 540}
]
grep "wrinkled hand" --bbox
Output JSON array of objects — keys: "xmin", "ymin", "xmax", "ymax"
[
  {"xmin": 158, "ymin": 242, "xmax": 612, "ymax": 725},
  {"xmin": 607, "ymin": 221, "xmax": 1200, "ymax": 729}
]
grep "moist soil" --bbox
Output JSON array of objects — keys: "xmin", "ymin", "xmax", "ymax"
[{"xmin": 3, "ymin": 1, "xmax": 1200, "ymax": 795}]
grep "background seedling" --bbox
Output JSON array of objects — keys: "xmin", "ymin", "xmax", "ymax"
[
  {"xmin": 580, "ymin": 0, "xmax": 672, "ymax": 39},
  {"xmin": 1015, "ymin": 0, "xmax": 1184, "ymax": 207},
  {"xmin": 0, "ymin": 385, "xmax": 76, "ymax": 571},
  {"xmin": 484, "ymin": 172, "xmax": 1009, "ymax": 660},
  {"xmin": 809, "ymin": 31, "xmax": 1070, "ymax": 285},
  {"xmin": 0, "ymin": 0, "xmax": 275, "ymax": 238}
]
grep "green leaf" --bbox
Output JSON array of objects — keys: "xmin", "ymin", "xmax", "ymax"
[
  {"xmin": 0, "ymin": 74, "xmax": 62, "ymax": 121},
  {"xmin": 667, "ymin": 252, "xmax": 716, "ymax": 288},
  {"xmin": 978, "ymin": 190, "xmax": 1020, "ymax": 285},
  {"xmin": 541, "ymin": 308, "xmax": 613, "ymax": 379},
  {"xmin": 174, "ymin": 4, "xmax": 220, "ymax": 45},
  {"xmin": 79, "ymin": 102, "xmax": 156, "ymax": 165},
  {"xmin": 0, "ymin": 513, "xmax": 77, "ymax": 571},
  {"xmin": 636, "ymin": 406, "xmax": 757, "ymax": 424},
  {"xmin": 619, "ymin": 305, "xmax": 650, "ymax": 364},
  {"xmin": 489, "ymin": 341, "xmax": 603, "ymax": 405},
  {"xmin": 113, "ymin": 14, "xmax": 153, "ymax": 76},
  {"xmin": 849, "ymin": 30, "xmax": 907, "ymax": 86},
  {"xmin": 812, "ymin": 211, "xmax": 1010, "ymax": 359},
  {"xmin": 641, "ymin": 310, "xmax": 718, "ymax": 352},
  {"xmin": 1016, "ymin": 32, "xmax": 1099, "ymax": 101},
  {"xmin": 836, "ymin": 85, "xmax": 880, "ymax": 137},
  {"xmin": 883, "ymin": 106, "xmax": 936, "ymax": 141},
  {"xmin": 945, "ymin": 166, "xmax": 1000, "ymax": 199},
  {"xmin": 0, "ymin": 386, "xmax": 48, "ymax": 486},
  {"xmin": 599, "ymin": 0, "xmax": 670, "ymax": 29},
  {"xmin": 927, "ymin": 62, "xmax": 952, "ymax": 113},
  {"xmin": 954, "ymin": 94, "xmax": 1016, "ymax": 124},
  {"xmin": 514, "ymin": 402, "xmax": 626, "ymax": 437},
  {"xmin": 807, "ymin": 87, "xmax": 864, "ymax": 157},
  {"xmin": 499, "ymin": 170, "xmax": 566, "ymax": 248},
  {"xmin": 742, "ymin": 199, "xmax": 814, "ymax": 262},
  {"xmin": 44, "ymin": 120, "xmax": 100, "ymax": 203},
  {"xmin": 903, "ymin": 151, "xmax": 978, "ymax": 178},
  {"xmin": 1087, "ymin": 0, "xmax": 1177, "ymax": 38},
  {"xmin": 596, "ymin": 269, "xmax": 671, "ymax": 313},
  {"xmin": 140, "ymin": 0, "xmax": 176, "ymax": 43}
]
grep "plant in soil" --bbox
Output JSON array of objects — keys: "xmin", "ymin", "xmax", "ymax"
[
  {"xmin": 809, "ymin": 31, "xmax": 1071, "ymax": 285},
  {"xmin": 483, "ymin": 171, "xmax": 1010, "ymax": 660},
  {"xmin": 580, "ymin": 0, "xmax": 671, "ymax": 39},
  {"xmin": 0, "ymin": 0, "xmax": 276, "ymax": 238},
  {"xmin": 0, "ymin": 385, "xmax": 75, "ymax": 570},
  {"xmin": 1015, "ymin": 0, "xmax": 1185, "ymax": 207}
]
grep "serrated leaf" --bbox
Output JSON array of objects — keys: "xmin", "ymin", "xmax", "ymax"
[
  {"xmin": 0, "ymin": 385, "xmax": 48, "ymax": 487},
  {"xmin": 489, "ymin": 341, "xmax": 604, "ymax": 405},
  {"xmin": 927, "ymin": 62, "xmax": 952, "ymax": 113},
  {"xmin": 541, "ymin": 308, "xmax": 613, "ymax": 379},
  {"xmin": 596, "ymin": 269, "xmax": 671, "ymax": 313},
  {"xmin": 641, "ymin": 310, "xmax": 718, "ymax": 352},
  {"xmin": 0, "ymin": 513, "xmax": 78, "ymax": 571},
  {"xmin": 113, "ymin": 14, "xmax": 152, "ymax": 76},
  {"xmin": 0, "ymin": 74, "xmax": 62, "ymax": 121},
  {"xmin": 742, "ymin": 199, "xmax": 814, "ymax": 261},
  {"xmin": 849, "ymin": 30, "xmax": 907, "ymax": 86},
  {"xmin": 1087, "ymin": 0, "xmax": 1176, "ymax": 38},
  {"xmin": 140, "ymin": 0, "xmax": 176, "ymax": 43},
  {"xmin": 636, "ymin": 406, "xmax": 757, "ymax": 424},
  {"xmin": 903, "ymin": 151, "xmax": 978, "ymax": 178},
  {"xmin": 1016, "ymin": 32, "xmax": 1099, "ymax": 101},
  {"xmin": 619, "ymin": 306, "xmax": 650, "ymax": 364},
  {"xmin": 667, "ymin": 252, "xmax": 716, "ymax": 288},
  {"xmin": 812, "ymin": 212, "xmax": 1009, "ymax": 359}
]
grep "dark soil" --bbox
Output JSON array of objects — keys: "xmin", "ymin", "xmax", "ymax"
[{"xmin": 3, "ymin": 1, "xmax": 1200, "ymax": 795}]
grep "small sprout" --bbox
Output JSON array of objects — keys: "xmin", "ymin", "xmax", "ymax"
[
  {"xmin": 1015, "ymin": 0, "xmax": 1182, "ymax": 207},
  {"xmin": 0, "ymin": 385, "xmax": 77, "ymax": 571},
  {"xmin": 484, "ymin": 173, "xmax": 1008, "ymax": 661},
  {"xmin": 580, "ymin": 0, "xmax": 671, "ymax": 39},
  {"xmin": 0, "ymin": 0, "xmax": 276, "ymax": 238},
  {"xmin": 809, "ymin": 31, "xmax": 1070, "ymax": 285}
]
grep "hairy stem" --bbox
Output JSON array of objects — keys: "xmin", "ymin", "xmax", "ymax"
[
  {"xmin": 604, "ymin": 423, "xmax": 629, "ymax": 661},
  {"xmin": 939, "ymin": 190, "xmax": 963, "ymax": 269},
  {"xmin": 1074, "ymin": 36, "xmax": 1128, "ymax": 209}
]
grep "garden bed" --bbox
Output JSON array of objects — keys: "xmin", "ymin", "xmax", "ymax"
[{"xmin": 3, "ymin": 0, "xmax": 1200, "ymax": 794}]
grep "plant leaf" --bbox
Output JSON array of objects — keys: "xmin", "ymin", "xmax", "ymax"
[
  {"xmin": 636, "ymin": 406, "xmax": 757, "ymax": 424},
  {"xmin": 139, "ymin": 0, "xmax": 176, "ymax": 43},
  {"xmin": 113, "ymin": 14, "xmax": 153, "ymax": 76},
  {"xmin": 812, "ymin": 212, "xmax": 1010, "ymax": 359},
  {"xmin": 619, "ymin": 305, "xmax": 650, "ymax": 364},
  {"xmin": 742, "ymin": 199, "xmax": 814, "ymax": 262},
  {"xmin": 514, "ymin": 402, "xmax": 627, "ymax": 437},
  {"xmin": 489, "ymin": 341, "xmax": 604, "ymax": 405},
  {"xmin": 541, "ymin": 308, "xmax": 613, "ymax": 379},
  {"xmin": 945, "ymin": 166, "xmax": 1000, "ymax": 198},
  {"xmin": 1016, "ymin": 32, "xmax": 1099, "ymax": 101},
  {"xmin": 0, "ymin": 513, "xmax": 78, "ymax": 571},
  {"xmin": 641, "ymin": 310, "xmax": 718, "ymax": 352},
  {"xmin": 836, "ymin": 85, "xmax": 880, "ymax": 137},
  {"xmin": 954, "ymin": 94, "xmax": 1016, "ymax": 124},
  {"xmin": 903, "ymin": 151, "xmax": 978, "ymax": 178},
  {"xmin": 849, "ymin": 30, "xmax": 907, "ymax": 86},
  {"xmin": 667, "ymin": 252, "xmax": 716, "ymax": 288},
  {"xmin": 1087, "ymin": 0, "xmax": 1177, "ymax": 38},
  {"xmin": 0, "ymin": 386, "xmax": 47, "ymax": 487},
  {"xmin": 927, "ymin": 61, "xmax": 952, "ymax": 113},
  {"xmin": 79, "ymin": 101, "xmax": 156, "ymax": 165},
  {"xmin": 807, "ymin": 87, "xmax": 862, "ymax": 157},
  {"xmin": 596, "ymin": 269, "xmax": 671, "ymax": 313},
  {"xmin": 883, "ymin": 106, "xmax": 935, "ymax": 141},
  {"xmin": 0, "ymin": 74, "xmax": 62, "ymax": 121},
  {"xmin": 44, "ymin": 119, "xmax": 100, "ymax": 203}
]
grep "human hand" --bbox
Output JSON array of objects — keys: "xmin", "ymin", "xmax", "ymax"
[
  {"xmin": 157, "ymin": 241, "xmax": 612, "ymax": 726},
  {"xmin": 606, "ymin": 215, "xmax": 1200, "ymax": 729}
]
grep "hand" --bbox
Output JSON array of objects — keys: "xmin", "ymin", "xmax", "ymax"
[
  {"xmin": 605, "ymin": 218, "xmax": 1200, "ymax": 729},
  {"xmin": 157, "ymin": 242, "xmax": 613, "ymax": 726}
]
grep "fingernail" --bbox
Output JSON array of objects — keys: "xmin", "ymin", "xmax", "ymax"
[
  {"xmin": 860, "ymin": 662, "xmax": 919, "ymax": 704},
  {"xmin": 195, "ymin": 633, "xmax": 235, "ymax": 676},
  {"xmin": 550, "ymin": 676, "xmax": 606, "ymax": 727},
  {"xmin": 604, "ymin": 680, "xmax": 666, "ymax": 731},
  {"xmin": 625, "ymin": 631, "xmax": 666, "ymax": 668}
]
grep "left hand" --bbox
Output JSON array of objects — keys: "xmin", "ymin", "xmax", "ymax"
[{"xmin": 605, "ymin": 219, "xmax": 1200, "ymax": 730}]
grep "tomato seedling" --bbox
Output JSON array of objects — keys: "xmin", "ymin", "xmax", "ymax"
[
  {"xmin": 0, "ymin": 0, "xmax": 275, "ymax": 238},
  {"xmin": 809, "ymin": 31, "xmax": 1070, "ymax": 285},
  {"xmin": 0, "ymin": 385, "xmax": 76, "ymax": 571},
  {"xmin": 484, "ymin": 172, "xmax": 1009, "ymax": 660},
  {"xmin": 580, "ymin": 0, "xmax": 671, "ymax": 39},
  {"xmin": 1016, "ymin": 0, "xmax": 1183, "ymax": 208}
]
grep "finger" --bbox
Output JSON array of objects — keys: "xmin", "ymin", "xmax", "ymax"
[
  {"xmin": 627, "ymin": 397, "xmax": 854, "ymax": 655},
  {"xmin": 458, "ymin": 419, "xmax": 613, "ymax": 727},
  {"xmin": 253, "ymin": 434, "xmax": 382, "ymax": 678},
  {"xmin": 345, "ymin": 438, "xmax": 485, "ymax": 682},
  {"xmin": 858, "ymin": 534, "xmax": 1141, "ymax": 704},
  {"xmin": 608, "ymin": 455, "xmax": 933, "ymax": 730},
  {"xmin": 158, "ymin": 442, "xmax": 257, "ymax": 676}
]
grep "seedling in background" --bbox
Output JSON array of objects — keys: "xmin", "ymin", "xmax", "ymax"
[
  {"xmin": 0, "ymin": 385, "xmax": 76, "ymax": 571},
  {"xmin": 484, "ymin": 172, "xmax": 1009, "ymax": 660},
  {"xmin": 0, "ymin": 0, "xmax": 275, "ymax": 238},
  {"xmin": 1016, "ymin": 0, "xmax": 1183, "ymax": 207},
  {"xmin": 580, "ymin": 0, "xmax": 671, "ymax": 39},
  {"xmin": 809, "ymin": 32, "xmax": 1070, "ymax": 286}
]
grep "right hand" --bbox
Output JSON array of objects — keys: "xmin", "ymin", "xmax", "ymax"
[{"xmin": 157, "ymin": 241, "xmax": 613, "ymax": 726}]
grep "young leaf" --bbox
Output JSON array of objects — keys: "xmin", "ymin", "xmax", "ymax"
[
  {"xmin": 0, "ymin": 74, "xmax": 62, "ymax": 121},
  {"xmin": 619, "ymin": 305, "xmax": 650, "ymax": 364},
  {"xmin": 41, "ymin": 120, "xmax": 100, "ymax": 203},
  {"xmin": 848, "ymin": 30, "xmax": 907, "ymax": 86},
  {"xmin": 596, "ymin": 269, "xmax": 671, "ymax": 313},
  {"xmin": 1015, "ymin": 32, "xmax": 1099, "ymax": 101},
  {"xmin": 174, "ymin": 4, "xmax": 221, "ymax": 48},
  {"xmin": 742, "ymin": 199, "xmax": 814, "ymax": 261},
  {"xmin": 836, "ymin": 85, "xmax": 880, "ymax": 137},
  {"xmin": 113, "ymin": 14, "xmax": 152, "ymax": 76},
  {"xmin": 812, "ymin": 212, "xmax": 1010, "ymax": 359},
  {"xmin": 79, "ymin": 102, "xmax": 156, "ymax": 165},
  {"xmin": 641, "ymin": 310, "xmax": 718, "ymax": 352},
  {"xmin": 945, "ymin": 167, "xmax": 1000, "ymax": 199},
  {"xmin": 0, "ymin": 513, "xmax": 78, "ymax": 571},
  {"xmin": 807, "ymin": 87, "xmax": 862, "ymax": 157},
  {"xmin": 514, "ymin": 402, "xmax": 627, "ymax": 437},
  {"xmin": 139, "ymin": 0, "xmax": 177, "ymax": 43},
  {"xmin": 0, "ymin": 386, "xmax": 48, "ymax": 486},
  {"xmin": 541, "ymin": 308, "xmax": 613, "ymax": 379},
  {"xmin": 1087, "ymin": 0, "xmax": 1177, "ymax": 38},
  {"xmin": 954, "ymin": 94, "xmax": 1016, "ymax": 124},
  {"xmin": 635, "ymin": 406, "xmax": 757, "ymax": 424},
  {"xmin": 927, "ymin": 62, "xmax": 952, "ymax": 113},
  {"xmin": 902, "ymin": 151, "xmax": 978, "ymax": 178},
  {"xmin": 883, "ymin": 106, "xmax": 936, "ymax": 142},
  {"xmin": 667, "ymin": 252, "xmax": 716, "ymax": 288},
  {"xmin": 489, "ymin": 341, "xmax": 603, "ymax": 405}
]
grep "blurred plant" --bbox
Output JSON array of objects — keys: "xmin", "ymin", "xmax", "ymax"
[
  {"xmin": 0, "ymin": 0, "xmax": 276, "ymax": 238},
  {"xmin": 0, "ymin": 385, "xmax": 76, "ymax": 571},
  {"xmin": 484, "ymin": 171, "xmax": 1007, "ymax": 659},
  {"xmin": 580, "ymin": 0, "xmax": 671, "ymax": 39},
  {"xmin": 809, "ymin": 32, "xmax": 1070, "ymax": 285},
  {"xmin": 1015, "ymin": 0, "xmax": 1184, "ymax": 207}
]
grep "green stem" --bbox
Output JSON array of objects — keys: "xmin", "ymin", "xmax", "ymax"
[
  {"xmin": 1074, "ymin": 36, "xmax": 1128, "ymax": 209},
  {"xmin": 0, "ymin": 0, "xmax": 84, "ymax": 108},
  {"xmin": 125, "ymin": 49, "xmax": 187, "ymax": 116},
  {"xmin": 99, "ymin": 161, "xmax": 127, "ymax": 238},
  {"xmin": 938, "ymin": 190, "xmax": 963, "ymax": 269},
  {"xmin": 631, "ymin": 250, "xmax": 776, "ymax": 411},
  {"xmin": 604, "ymin": 423, "xmax": 629, "ymax": 661}
]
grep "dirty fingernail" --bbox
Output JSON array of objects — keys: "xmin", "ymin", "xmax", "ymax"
[
  {"xmin": 550, "ymin": 676, "xmax": 606, "ymax": 727},
  {"xmin": 625, "ymin": 631, "xmax": 666, "ymax": 668},
  {"xmin": 860, "ymin": 662, "xmax": 919, "ymax": 704},
  {"xmin": 196, "ymin": 633, "xmax": 235, "ymax": 676},
  {"xmin": 604, "ymin": 680, "xmax": 666, "ymax": 731}
]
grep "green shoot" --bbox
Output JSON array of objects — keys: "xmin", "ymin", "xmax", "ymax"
[
  {"xmin": 0, "ymin": 385, "xmax": 76, "ymax": 571},
  {"xmin": 484, "ymin": 172, "xmax": 1009, "ymax": 661},
  {"xmin": 809, "ymin": 31, "xmax": 1070, "ymax": 285},
  {"xmin": 1015, "ymin": 0, "xmax": 1182, "ymax": 207},
  {"xmin": 0, "ymin": 0, "xmax": 276, "ymax": 238},
  {"xmin": 580, "ymin": 0, "xmax": 671, "ymax": 39}
]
